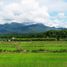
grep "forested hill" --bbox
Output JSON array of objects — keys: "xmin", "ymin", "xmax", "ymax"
[
  {"xmin": 0, "ymin": 22, "xmax": 67, "ymax": 41},
  {"xmin": 0, "ymin": 30, "xmax": 67, "ymax": 41},
  {"xmin": 0, "ymin": 22, "xmax": 66, "ymax": 34}
]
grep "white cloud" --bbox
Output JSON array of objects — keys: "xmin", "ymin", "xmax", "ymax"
[
  {"xmin": 0, "ymin": 0, "xmax": 49, "ymax": 24},
  {"xmin": 0, "ymin": 0, "xmax": 67, "ymax": 27}
]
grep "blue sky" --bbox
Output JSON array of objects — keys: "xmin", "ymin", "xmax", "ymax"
[{"xmin": 0, "ymin": 0, "xmax": 67, "ymax": 27}]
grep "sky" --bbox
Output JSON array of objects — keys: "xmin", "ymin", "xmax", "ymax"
[{"xmin": 0, "ymin": 0, "xmax": 67, "ymax": 27}]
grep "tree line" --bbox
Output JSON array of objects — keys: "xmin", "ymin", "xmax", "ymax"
[{"xmin": 0, "ymin": 30, "xmax": 67, "ymax": 41}]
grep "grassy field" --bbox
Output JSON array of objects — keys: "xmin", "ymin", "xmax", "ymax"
[
  {"xmin": 0, "ymin": 53, "xmax": 67, "ymax": 67},
  {"xmin": 0, "ymin": 41, "xmax": 67, "ymax": 67},
  {"xmin": 0, "ymin": 41, "xmax": 67, "ymax": 52}
]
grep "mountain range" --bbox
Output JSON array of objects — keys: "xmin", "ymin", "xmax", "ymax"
[{"xmin": 0, "ymin": 22, "xmax": 66, "ymax": 34}]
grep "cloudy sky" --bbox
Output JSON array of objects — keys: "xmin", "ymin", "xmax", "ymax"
[{"xmin": 0, "ymin": 0, "xmax": 67, "ymax": 27}]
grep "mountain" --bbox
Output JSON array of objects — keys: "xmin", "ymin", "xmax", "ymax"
[{"xmin": 0, "ymin": 22, "xmax": 66, "ymax": 34}]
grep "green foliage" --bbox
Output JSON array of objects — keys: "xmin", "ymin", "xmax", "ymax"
[{"xmin": 0, "ymin": 30, "xmax": 67, "ymax": 41}]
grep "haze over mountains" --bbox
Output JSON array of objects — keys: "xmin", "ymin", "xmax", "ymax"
[
  {"xmin": 0, "ymin": 22, "xmax": 66, "ymax": 34},
  {"xmin": 0, "ymin": 0, "xmax": 67, "ymax": 28}
]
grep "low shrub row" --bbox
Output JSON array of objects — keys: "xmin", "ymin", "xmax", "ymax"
[
  {"xmin": 0, "ymin": 49, "xmax": 67, "ymax": 53},
  {"xmin": 0, "ymin": 38, "xmax": 67, "ymax": 41},
  {"xmin": 10, "ymin": 38, "xmax": 56, "ymax": 41}
]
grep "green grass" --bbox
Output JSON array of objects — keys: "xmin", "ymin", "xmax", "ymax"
[
  {"xmin": 20, "ymin": 41, "xmax": 67, "ymax": 51},
  {"xmin": 0, "ymin": 53, "xmax": 67, "ymax": 67},
  {"xmin": 0, "ymin": 41, "xmax": 67, "ymax": 67},
  {"xmin": 0, "ymin": 41, "xmax": 67, "ymax": 51}
]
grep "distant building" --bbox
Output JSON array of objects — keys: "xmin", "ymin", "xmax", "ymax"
[{"xmin": 12, "ymin": 37, "xmax": 15, "ymax": 40}]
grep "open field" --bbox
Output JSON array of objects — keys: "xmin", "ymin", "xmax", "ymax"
[
  {"xmin": 0, "ymin": 41, "xmax": 67, "ymax": 67},
  {"xmin": 0, "ymin": 41, "xmax": 67, "ymax": 52},
  {"xmin": 0, "ymin": 53, "xmax": 67, "ymax": 67}
]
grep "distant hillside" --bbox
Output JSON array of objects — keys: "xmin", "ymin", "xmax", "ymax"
[{"xmin": 0, "ymin": 22, "xmax": 66, "ymax": 34}]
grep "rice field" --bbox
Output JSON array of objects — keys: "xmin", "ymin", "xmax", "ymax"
[
  {"xmin": 0, "ymin": 41, "xmax": 67, "ymax": 52},
  {"xmin": 0, "ymin": 41, "xmax": 67, "ymax": 67}
]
